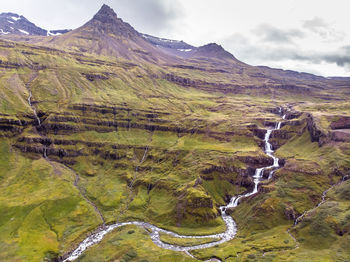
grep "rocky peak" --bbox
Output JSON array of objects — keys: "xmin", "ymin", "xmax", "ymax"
[
  {"xmin": 198, "ymin": 43, "xmax": 229, "ymax": 55},
  {"xmin": 88, "ymin": 4, "xmax": 138, "ymax": 38},
  {"xmin": 92, "ymin": 4, "xmax": 119, "ymax": 24},
  {"xmin": 195, "ymin": 43, "xmax": 237, "ymax": 60},
  {"xmin": 200, "ymin": 43, "xmax": 224, "ymax": 51}
]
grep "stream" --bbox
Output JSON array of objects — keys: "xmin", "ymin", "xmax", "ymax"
[
  {"xmin": 28, "ymin": 90, "xmax": 41, "ymax": 126},
  {"xmin": 63, "ymin": 110, "xmax": 286, "ymax": 261},
  {"xmin": 294, "ymin": 174, "xmax": 350, "ymax": 226}
]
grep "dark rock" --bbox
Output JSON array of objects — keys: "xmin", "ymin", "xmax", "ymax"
[
  {"xmin": 237, "ymin": 155, "xmax": 273, "ymax": 167},
  {"xmin": 258, "ymin": 184, "xmax": 274, "ymax": 193},
  {"xmin": 284, "ymin": 206, "xmax": 296, "ymax": 220},
  {"xmin": 285, "ymin": 111, "xmax": 302, "ymax": 120},
  {"xmin": 330, "ymin": 116, "xmax": 350, "ymax": 130},
  {"xmin": 82, "ymin": 73, "xmax": 109, "ymax": 81},
  {"xmin": 236, "ymin": 175, "xmax": 254, "ymax": 189},
  {"xmin": 194, "ymin": 177, "xmax": 203, "ymax": 187},
  {"xmin": 90, "ymin": 4, "xmax": 139, "ymax": 38},
  {"xmin": 330, "ymin": 130, "xmax": 350, "ymax": 142},
  {"xmin": 306, "ymin": 113, "xmax": 329, "ymax": 146},
  {"xmin": 251, "ymin": 127, "xmax": 266, "ymax": 139}
]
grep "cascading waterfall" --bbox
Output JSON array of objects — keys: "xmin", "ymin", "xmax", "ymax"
[
  {"xmin": 28, "ymin": 90, "xmax": 41, "ymax": 126},
  {"xmin": 63, "ymin": 110, "xmax": 286, "ymax": 262}
]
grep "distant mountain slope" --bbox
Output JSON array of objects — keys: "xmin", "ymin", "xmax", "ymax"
[
  {"xmin": 140, "ymin": 34, "xmax": 239, "ymax": 62},
  {"xmin": 0, "ymin": 4, "xmax": 347, "ymax": 91},
  {"xmin": 0, "ymin": 12, "xmax": 70, "ymax": 36},
  {"xmin": 141, "ymin": 33, "xmax": 193, "ymax": 50},
  {"xmin": 0, "ymin": 12, "xmax": 47, "ymax": 35}
]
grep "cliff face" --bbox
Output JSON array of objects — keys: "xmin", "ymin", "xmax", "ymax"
[{"xmin": 307, "ymin": 114, "xmax": 329, "ymax": 146}]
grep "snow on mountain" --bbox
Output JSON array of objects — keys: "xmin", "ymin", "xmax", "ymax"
[{"xmin": 0, "ymin": 12, "xmax": 71, "ymax": 36}]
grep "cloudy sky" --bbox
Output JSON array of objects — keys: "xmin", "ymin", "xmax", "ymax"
[{"xmin": 2, "ymin": 0, "xmax": 350, "ymax": 76}]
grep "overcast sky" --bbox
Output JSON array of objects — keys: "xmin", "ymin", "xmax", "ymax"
[{"xmin": 2, "ymin": 0, "xmax": 350, "ymax": 76}]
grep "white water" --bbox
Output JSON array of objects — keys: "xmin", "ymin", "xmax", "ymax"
[
  {"xmin": 63, "ymin": 111, "xmax": 286, "ymax": 261},
  {"xmin": 28, "ymin": 90, "xmax": 41, "ymax": 126}
]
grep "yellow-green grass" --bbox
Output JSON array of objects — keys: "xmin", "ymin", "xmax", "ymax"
[
  {"xmin": 77, "ymin": 225, "xmax": 196, "ymax": 262},
  {"xmin": 159, "ymin": 233, "xmax": 220, "ymax": 247},
  {"xmin": 0, "ymin": 139, "xmax": 102, "ymax": 261}
]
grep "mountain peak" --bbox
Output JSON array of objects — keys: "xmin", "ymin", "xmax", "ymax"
[
  {"xmin": 93, "ymin": 4, "xmax": 118, "ymax": 23},
  {"xmin": 194, "ymin": 43, "xmax": 238, "ymax": 61},
  {"xmin": 86, "ymin": 4, "xmax": 138, "ymax": 38}
]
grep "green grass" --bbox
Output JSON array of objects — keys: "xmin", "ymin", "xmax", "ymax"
[
  {"xmin": 0, "ymin": 37, "xmax": 350, "ymax": 262},
  {"xmin": 159, "ymin": 233, "xmax": 220, "ymax": 247},
  {"xmin": 0, "ymin": 140, "xmax": 102, "ymax": 261},
  {"xmin": 77, "ymin": 225, "xmax": 195, "ymax": 262}
]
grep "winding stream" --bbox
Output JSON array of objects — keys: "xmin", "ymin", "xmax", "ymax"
[
  {"xmin": 63, "ymin": 110, "xmax": 286, "ymax": 261},
  {"xmin": 294, "ymin": 174, "xmax": 350, "ymax": 226}
]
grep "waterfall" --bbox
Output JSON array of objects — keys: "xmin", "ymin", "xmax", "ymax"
[{"xmin": 63, "ymin": 109, "xmax": 286, "ymax": 261}]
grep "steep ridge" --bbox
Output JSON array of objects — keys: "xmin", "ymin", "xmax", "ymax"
[{"xmin": 0, "ymin": 12, "xmax": 46, "ymax": 36}]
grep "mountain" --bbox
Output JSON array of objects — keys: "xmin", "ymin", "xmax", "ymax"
[
  {"xmin": 0, "ymin": 5, "xmax": 247, "ymax": 64},
  {"xmin": 0, "ymin": 12, "xmax": 47, "ymax": 35},
  {"xmin": 141, "ymin": 33, "xmax": 194, "ymax": 50},
  {"xmin": 141, "ymin": 35, "xmax": 239, "ymax": 62},
  {"xmin": 0, "ymin": 12, "xmax": 71, "ymax": 36},
  {"xmin": 39, "ymin": 4, "xmax": 178, "ymax": 63},
  {"xmin": 0, "ymin": 4, "xmax": 349, "ymax": 262}
]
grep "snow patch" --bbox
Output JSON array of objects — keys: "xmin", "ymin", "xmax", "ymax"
[
  {"xmin": 141, "ymin": 34, "xmax": 180, "ymax": 43},
  {"xmin": 47, "ymin": 31, "xmax": 62, "ymax": 36},
  {"xmin": 159, "ymin": 38, "xmax": 179, "ymax": 43},
  {"xmin": 8, "ymin": 20, "xmax": 14, "ymax": 24},
  {"xmin": 178, "ymin": 49, "xmax": 192, "ymax": 52},
  {"xmin": 141, "ymin": 34, "xmax": 151, "ymax": 39},
  {"xmin": 11, "ymin": 16, "xmax": 21, "ymax": 21},
  {"xmin": 0, "ymin": 29, "xmax": 10, "ymax": 35},
  {"xmin": 18, "ymin": 29, "xmax": 29, "ymax": 35}
]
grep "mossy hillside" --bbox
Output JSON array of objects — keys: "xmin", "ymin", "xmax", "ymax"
[
  {"xmin": 190, "ymin": 115, "xmax": 350, "ymax": 260},
  {"xmin": 0, "ymin": 40, "xmax": 334, "ymax": 127},
  {"xmin": 0, "ymin": 67, "xmax": 32, "ymax": 115},
  {"xmin": 10, "ymin": 121, "xmax": 259, "ymax": 245},
  {"xmin": 276, "ymin": 126, "xmax": 350, "ymax": 174},
  {"xmin": 191, "ymin": 225, "xmax": 296, "ymax": 261},
  {"xmin": 290, "ymin": 179, "xmax": 350, "ymax": 260},
  {"xmin": 159, "ymin": 233, "xmax": 220, "ymax": 247},
  {"xmin": 11, "ymin": 97, "xmax": 265, "ymax": 230},
  {"xmin": 5, "ymin": 96, "xmax": 347, "ymax": 261},
  {"xmin": 67, "ymin": 143, "xmax": 249, "ymax": 230},
  {"xmin": 0, "ymin": 139, "xmax": 102, "ymax": 261},
  {"xmin": 1, "ymin": 37, "xmax": 350, "ymax": 262}
]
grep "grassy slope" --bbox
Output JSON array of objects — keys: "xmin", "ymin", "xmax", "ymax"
[
  {"xmin": 0, "ymin": 139, "xmax": 101, "ymax": 261},
  {"xmin": 0, "ymin": 38, "xmax": 349, "ymax": 261},
  {"xmin": 192, "ymin": 110, "xmax": 350, "ymax": 261}
]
